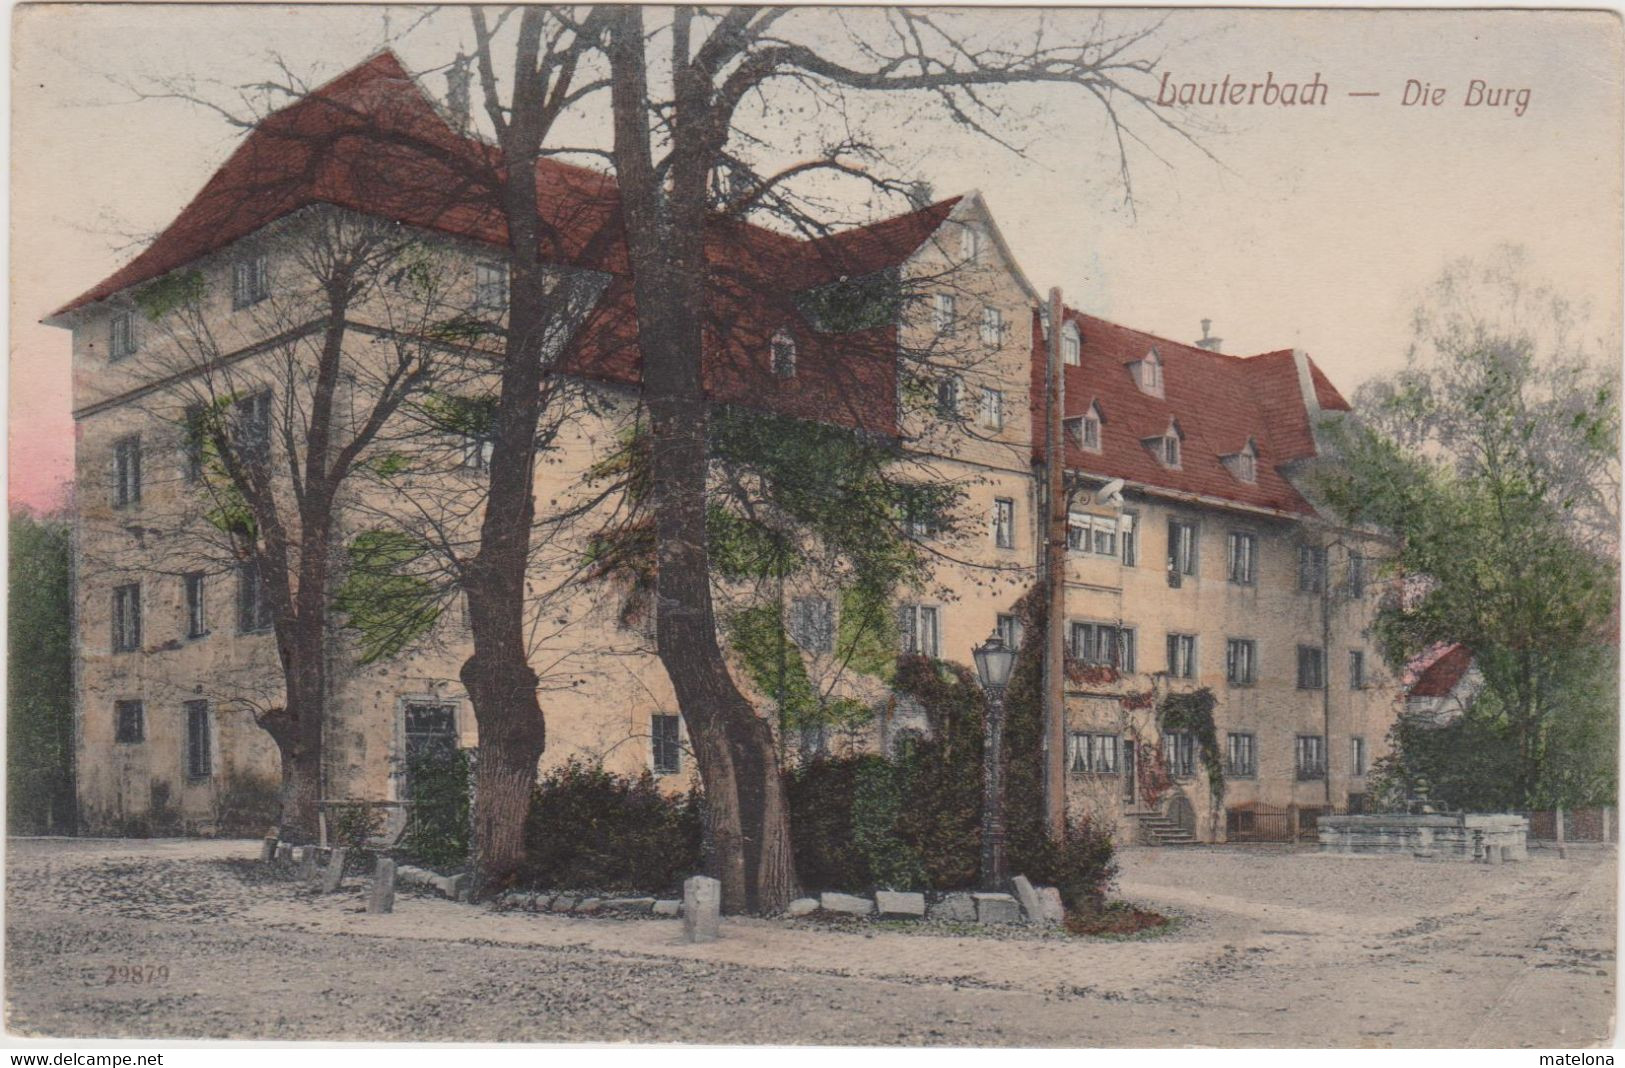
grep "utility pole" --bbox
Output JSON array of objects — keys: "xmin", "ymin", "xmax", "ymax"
[{"xmin": 1042, "ymin": 287, "xmax": 1068, "ymax": 839}]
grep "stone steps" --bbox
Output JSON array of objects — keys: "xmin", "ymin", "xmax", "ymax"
[{"xmin": 1137, "ymin": 814, "xmax": 1199, "ymax": 846}]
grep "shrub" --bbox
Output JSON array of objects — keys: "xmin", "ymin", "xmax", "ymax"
[
  {"xmin": 788, "ymin": 755, "xmax": 870, "ymax": 890},
  {"xmin": 1031, "ymin": 818, "xmax": 1119, "ymax": 913},
  {"xmin": 397, "ymin": 747, "xmax": 471, "ymax": 869},
  {"xmin": 519, "ymin": 758, "xmax": 702, "ymax": 893}
]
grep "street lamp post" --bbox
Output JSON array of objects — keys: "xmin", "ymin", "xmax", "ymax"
[{"xmin": 974, "ymin": 630, "xmax": 1017, "ymax": 891}]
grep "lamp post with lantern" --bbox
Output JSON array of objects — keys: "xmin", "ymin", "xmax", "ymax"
[{"xmin": 974, "ymin": 629, "xmax": 1017, "ymax": 890}]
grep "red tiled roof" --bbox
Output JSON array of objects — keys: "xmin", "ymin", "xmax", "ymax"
[
  {"xmin": 1033, "ymin": 309, "xmax": 1350, "ymax": 515},
  {"xmin": 53, "ymin": 51, "xmax": 964, "ymax": 438},
  {"xmin": 1407, "ymin": 643, "xmax": 1473, "ymax": 698}
]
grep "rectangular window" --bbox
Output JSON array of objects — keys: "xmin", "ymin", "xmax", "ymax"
[
  {"xmin": 935, "ymin": 376, "xmax": 962, "ymax": 419},
  {"xmin": 1069, "ymin": 622, "xmax": 1135, "ymax": 672},
  {"xmin": 474, "ymin": 261, "xmax": 509, "ymax": 311},
  {"xmin": 111, "ymin": 583, "xmax": 141, "ymax": 653},
  {"xmin": 1349, "ymin": 649, "xmax": 1366, "ymax": 690},
  {"xmin": 1166, "ymin": 633, "xmax": 1197, "ymax": 679},
  {"xmin": 1298, "ymin": 544, "xmax": 1328, "ymax": 593},
  {"xmin": 1226, "ymin": 638, "xmax": 1257, "ymax": 686},
  {"xmin": 980, "ymin": 306, "xmax": 1004, "ymax": 347},
  {"xmin": 232, "ymin": 254, "xmax": 270, "ymax": 309},
  {"xmin": 898, "ymin": 604, "xmax": 940, "ymax": 658},
  {"xmin": 789, "ymin": 596, "xmax": 834, "ymax": 654},
  {"xmin": 235, "ymin": 391, "xmax": 272, "ymax": 467},
  {"xmin": 1227, "ymin": 532, "xmax": 1257, "ymax": 586},
  {"xmin": 652, "ymin": 714, "xmax": 682, "ymax": 775},
  {"xmin": 1164, "ymin": 730, "xmax": 1197, "ymax": 778},
  {"xmin": 1121, "ymin": 513, "xmax": 1138, "ymax": 566},
  {"xmin": 993, "ymin": 498, "xmax": 1015, "ymax": 549},
  {"xmin": 460, "ymin": 435, "xmax": 495, "ymax": 471},
  {"xmin": 1167, "ymin": 520, "xmax": 1197, "ymax": 587},
  {"xmin": 181, "ymin": 405, "xmax": 206, "ymax": 482},
  {"xmin": 238, "ymin": 563, "xmax": 274, "ymax": 633},
  {"xmin": 184, "ymin": 573, "xmax": 207, "ymax": 639},
  {"xmin": 900, "ymin": 486, "xmax": 940, "ymax": 539},
  {"xmin": 109, "ymin": 312, "xmax": 136, "ymax": 361},
  {"xmin": 185, "ymin": 700, "xmax": 212, "ymax": 779},
  {"xmin": 1067, "ymin": 513, "xmax": 1117, "ymax": 557},
  {"xmin": 1345, "ymin": 552, "xmax": 1367, "ymax": 597},
  {"xmin": 1227, "ymin": 732, "xmax": 1256, "ymax": 777},
  {"xmin": 1080, "ymin": 414, "xmax": 1100, "ymax": 449},
  {"xmin": 932, "ymin": 292, "xmax": 956, "ymax": 336},
  {"xmin": 995, "ymin": 613, "xmax": 1022, "ymax": 651},
  {"xmin": 1350, "ymin": 736, "xmax": 1367, "ymax": 778},
  {"xmin": 1296, "ymin": 735, "xmax": 1327, "ymax": 780},
  {"xmin": 112, "ymin": 436, "xmax": 142, "ymax": 508},
  {"xmin": 1297, "ymin": 645, "xmax": 1325, "ymax": 690},
  {"xmin": 114, "ymin": 699, "xmax": 145, "ymax": 744},
  {"xmin": 1068, "ymin": 732, "xmax": 1120, "ymax": 774},
  {"xmin": 402, "ymin": 701, "xmax": 459, "ymax": 797},
  {"xmin": 979, "ymin": 387, "xmax": 1004, "ymax": 429}
]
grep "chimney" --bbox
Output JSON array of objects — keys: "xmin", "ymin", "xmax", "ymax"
[
  {"xmin": 445, "ymin": 52, "xmax": 473, "ymax": 133},
  {"xmin": 1195, "ymin": 318, "xmax": 1223, "ymax": 353}
]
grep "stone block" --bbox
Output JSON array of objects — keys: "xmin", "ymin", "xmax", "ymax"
[
  {"xmin": 786, "ymin": 897, "xmax": 819, "ymax": 917},
  {"xmin": 275, "ymin": 843, "xmax": 294, "ymax": 866},
  {"xmin": 972, "ymin": 892, "xmax": 1022, "ymax": 925},
  {"xmin": 683, "ymin": 875, "xmax": 722, "ymax": 943},
  {"xmin": 653, "ymin": 899, "xmax": 681, "ymax": 917},
  {"xmin": 575, "ymin": 897, "xmax": 603, "ymax": 914},
  {"xmin": 1010, "ymin": 874, "xmax": 1044, "ymax": 922},
  {"xmin": 367, "ymin": 858, "xmax": 396, "ymax": 914},
  {"xmin": 1036, "ymin": 886, "xmax": 1065, "ymax": 925},
  {"xmin": 320, "ymin": 847, "xmax": 347, "ymax": 893},
  {"xmin": 447, "ymin": 873, "xmax": 470, "ymax": 901},
  {"xmin": 819, "ymin": 892, "xmax": 874, "ymax": 916},
  {"xmin": 259, "ymin": 836, "xmax": 278, "ymax": 863},
  {"xmin": 604, "ymin": 897, "xmax": 655, "ymax": 914},
  {"xmin": 874, "ymin": 891, "xmax": 926, "ymax": 918},
  {"xmin": 929, "ymin": 892, "xmax": 976, "ymax": 922},
  {"xmin": 298, "ymin": 846, "xmax": 318, "ymax": 881},
  {"xmin": 549, "ymin": 895, "xmax": 577, "ymax": 912}
]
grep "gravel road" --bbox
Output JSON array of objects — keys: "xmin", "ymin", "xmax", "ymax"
[{"xmin": 4, "ymin": 837, "xmax": 1615, "ymax": 1046}]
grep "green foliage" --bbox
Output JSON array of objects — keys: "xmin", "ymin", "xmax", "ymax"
[
  {"xmin": 134, "ymin": 269, "xmax": 205, "ymax": 321},
  {"xmin": 8, "ymin": 511, "xmax": 74, "ymax": 834},
  {"xmin": 416, "ymin": 392, "xmax": 498, "ymax": 437},
  {"xmin": 1028, "ymin": 818, "xmax": 1120, "ymax": 913},
  {"xmin": 328, "ymin": 801, "xmax": 387, "ymax": 855},
  {"xmin": 795, "ymin": 269, "xmax": 903, "ymax": 333},
  {"xmin": 1157, "ymin": 688, "xmax": 1223, "ymax": 807},
  {"xmin": 786, "ymin": 657, "xmax": 984, "ymax": 893},
  {"xmin": 519, "ymin": 759, "xmax": 703, "ymax": 892},
  {"xmin": 837, "ymin": 585, "xmax": 900, "ymax": 682},
  {"xmin": 334, "ymin": 529, "xmax": 442, "ymax": 663},
  {"xmin": 723, "ymin": 603, "xmax": 873, "ymax": 733},
  {"xmin": 397, "ymin": 747, "xmax": 471, "ymax": 869},
  {"xmin": 1367, "ymin": 696, "xmax": 1523, "ymax": 813}
]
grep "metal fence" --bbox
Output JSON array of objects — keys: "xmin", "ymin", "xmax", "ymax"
[{"xmin": 1225, "ymin": 805, "xmax": 1326, "ymax": 843}]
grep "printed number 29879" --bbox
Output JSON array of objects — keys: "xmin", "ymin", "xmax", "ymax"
[{"xmin": 105, "ymin": 964, "xmax": 169, "ymax": 985}]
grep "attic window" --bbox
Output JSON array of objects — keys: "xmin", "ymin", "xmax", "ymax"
[
  {"xmin": 960, "ymin": 224, "xmax": 982, "ymax": 263},
  {"xmin": 771, "ymin": 329, "xmax": 797, "ymax": 378},
  {"xmin": 1147, "ymin": 421, "xmax": 1182, "ymax": 468},
  {"xmin": 232, "ymin": 254, "xmax": 269, "ymax": 310},
  {"xmin": 1227, "ymin": 440, "xmax": 1259, "ymax": 484},
  {"xmin": 109, "ymin": 312, "xmax": 137, "ymax": 363},
  {"xmin": 1066, "ymin": 402, "xmax": 1103, "ymax": 451},
  {"xmin": 1134, "ymin": 348, "xmax": 1164, "ymax": 397},
  {"xmin": 1062, "ymin": 322, "xmax": 1081, "ymax": 366}
]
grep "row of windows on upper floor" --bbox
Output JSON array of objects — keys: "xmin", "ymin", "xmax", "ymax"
[
  {"xmin": 108, "ymin": 565, "xmax": 274, "ymax": 655},
  {"xmin": 1068, "ymin": 729, "xmax": 1367, "ymax": 781}
]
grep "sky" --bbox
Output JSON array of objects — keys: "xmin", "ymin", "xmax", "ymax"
[{"xmin": 10, "ymin": 5, "xmax": 1623, "ymax": 513}]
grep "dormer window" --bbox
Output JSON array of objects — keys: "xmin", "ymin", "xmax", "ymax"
[
  {"xmin": 771, "ymin": 329, "xmax": 797, "ymax": 378},
  {"xmin": 1146, "ymin": 420, "xmax": 1182, "ymax": 468},
  {"xmin": 1225, "ymin": 439, "xmax": 1259, "ymax": 484},
  {"xmin": 1133, "ymin": 347, "xmax": 1165, "ymax": 397},
  {"xmin": 1062, "ymin": 322, "xmax": 1081, "ymax": 366},
  {"xmin": 1066, "ymin": 401, "xmax": 1104, "ymax": 451}
]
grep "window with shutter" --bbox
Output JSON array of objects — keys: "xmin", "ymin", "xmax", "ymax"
[{"xmin": 652, "ymin": 714, "xmax": 682, "ymax": 774}]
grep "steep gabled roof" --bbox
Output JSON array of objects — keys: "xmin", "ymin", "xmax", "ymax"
[
  {"xmin": 52, "ymin": 51, "xmax": 968, "ymax": 439},
  {"xmin": 1407, "ymin": 643, "xmax": 1474, "ymax": 699},
  {"xmin": 1033, "ymin": 310, "xmax": 1351, "ymax": 515}
]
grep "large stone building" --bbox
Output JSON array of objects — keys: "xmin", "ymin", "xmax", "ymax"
[{"xmin": 48, "ymin": 52, "xmax": 1396, "ymax": 843}]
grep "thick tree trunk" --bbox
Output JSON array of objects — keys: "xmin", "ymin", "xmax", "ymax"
[{"xmin": 607, "ymin": 8, "xmax": 797, "ymax": 912}]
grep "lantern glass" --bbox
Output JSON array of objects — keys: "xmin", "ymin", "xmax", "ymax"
[{"xmin": 973, "ymin": 631, "xmax": 1016, "ymax": 690}]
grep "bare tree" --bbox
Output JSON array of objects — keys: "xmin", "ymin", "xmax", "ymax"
[{"xmin": 602, "ymin": 6, "xmax": 1179, "ymax": 911}]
